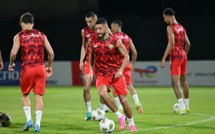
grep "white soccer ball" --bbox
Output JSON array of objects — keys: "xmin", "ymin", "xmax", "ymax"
[
  {"xmin": 0, "ymin": 113, "xmax": 12, "ymax": 127},
  {"xmin": 173, "ymin": 103, "xmax": 180, "ymax": 113},
  {"xmin": 99, "ymin": 118, "xmax": 115, "ymax": 133},
  {"xmin": 92, "ymin": 109, "xmax": 105, "ymax": 121}
]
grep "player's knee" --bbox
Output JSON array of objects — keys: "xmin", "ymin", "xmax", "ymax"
[
  {"xmin": 119, "ymin": 97, "xmax": 128, "ymax": 105},
  {"xmin": 83, "ymin": 85, "xmax": 90, "ymax": 91}
]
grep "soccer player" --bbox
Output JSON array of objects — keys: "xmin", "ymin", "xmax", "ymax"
[
  {"xmin": 80, "ymin": 12, "xmax": 110, "ymax": 121},
  {"xmin": 8, "ymin": 12, "xmax": 54, "ymax": 132},
  {"xmin": 0, "ymin": 50, "xmax": 3, "ymax": 70},
  {"xmin": 111, "ymin": 20, "xmax": 143, "ymax": 114},
  {"xmin": 160, "ymin": 8, "xmax": 191, "ymax": 114},
  {"xmin": 88, "ymin": 18, "xmax": 137, "ymax": 132}
]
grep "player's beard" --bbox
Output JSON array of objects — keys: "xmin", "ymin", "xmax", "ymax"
[{"xmin": 97, "ymin": 32, "xmax": 106, "ymax": 40}]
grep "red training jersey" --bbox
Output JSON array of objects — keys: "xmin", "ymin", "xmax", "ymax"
[
  {"xmin": 168, "ymin": 23, "xmax": 187, "ymax": 61},
  {"xmin": 113, "ymin": 31, "xmax": 131, "ymax": 68},
  {"xmin": 18, "ymin": 29, "xmax": 45, "ymax": 70},
  {"xmin": 90, "ymin": 34, "xmax": 123, "ymax": 78},
  {"xmin": 83, "ymin": 27, "xmax": 96, "ymax": 62},
  {"xmin": 113, "ymin": 32, "xmax": 130, "ymax": 54}
]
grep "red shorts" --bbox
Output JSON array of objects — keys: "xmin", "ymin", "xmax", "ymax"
[
  {"xmin": 20, "ymin": 65, "xmax": 46, "ymax": 95},
  {"xmin": 96, "ymin": 76, "xmax": 127, "ymax": 95},
  {"xmin": 123, "ymin": 65, "xmax": 132, "ymax": 85},
  {"xmin": 170, "ymin": 59, "xmax": 187, "ymax": 76}
]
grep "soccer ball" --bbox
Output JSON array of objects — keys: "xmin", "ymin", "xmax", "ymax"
[
  {"xmin": 92, "ymin": 109, "xmax": 105, "ymax": 121},
  {"xmin": 99, "ymin": 118, "xmax": 115, "ymax": 133},
  {"xmin": 173, "ymin": 103, "xmax": 180, "ymax": 113},
  {"xmin": 0, "ymin": 113, "xmax": 12, "ymax": 127}
]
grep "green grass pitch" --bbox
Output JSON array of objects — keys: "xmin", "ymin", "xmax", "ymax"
[{"xmin": 0, "ymin": 86, "xmax": 215, "ymax": 134}]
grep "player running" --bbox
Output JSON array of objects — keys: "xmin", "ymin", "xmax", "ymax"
[
  {"xmin": 111, "ymin": 20, "xmax": 143, "ymax": 114},
  {"xmin": 88, "ymin": 18, "xmax": 137, "ymax": 132}
]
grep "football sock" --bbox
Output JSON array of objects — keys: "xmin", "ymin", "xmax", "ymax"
[
  {"xmin": 100, "ymin": 103, "xmax": 106, "ymax": 111},
  {"xmin": 128, "ymin": 117, "xmax": 135, "ymax": 126},
  {"xmin": 132, "ymin": 94, "xmax": 139, "ymax": 104},
  {"xmin": 35, "ymin": 110, "xmax": 42, "ymax": 127},
  {"xmin": 86, "ymin": 101, "xmax": 92, "ymax": 112},
  {"xmin": 114, "ymin": 97, "xmax": 123, "ymax": 110},
  {"xmin": 114, "ymin": 110, "xmax": 123, "ymax": 118},
  {"xmin": 184, "ymin": 99, "xmax": 189, "ymax": 108},
  {"xmin": 23, "ymin": 106, "xmax": 31, "ymax": 121},
  {"xmin": 178, "ymin": 98, "xmax": 185, "ymax": 109}
]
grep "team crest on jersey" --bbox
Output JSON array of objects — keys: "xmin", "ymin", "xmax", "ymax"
[{"xmin": 108, "ymin": 44, "xmax": 113, "ymax": 49}]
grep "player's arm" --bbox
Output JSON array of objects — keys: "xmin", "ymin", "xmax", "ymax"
[
  {"xmin": 0, "ymin": 50, "xmax": 3, "ymax": 70},
  {"xmin": 129, "ymin": 39, "xmax": 137, "ymax": 68},
  {"xmin": 88, "ymin": 39, "xmax": 94, "ymax": 81},
  {"xmin": 9, "ymin": 35, "xmax": 20, "ymax": 71},
  {"xmin": 184, "ymin": 32, "xmax": 191, "ymax": 54},
  {"xmin": 116, "ymin": 39, "xmax": 129, "ymax": 78},
  {"xmin": 80, "ymin": 29, "xmax": 86, "ymax": 71},
  {"xmin": 160, "ymin": 26, "xmax": 174, "ymax": 68},
  {"xmin": 44, "ymin": 36, "xmax": 54, "ymax": 77}
]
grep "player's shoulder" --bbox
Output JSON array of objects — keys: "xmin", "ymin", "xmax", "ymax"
[
  {"xmin": 110, "ymin": 34, "xmax": 119, "ymax": 40},
  {"xmin": 82, "ymin": 26, "xmax": 89, "ymax": 31},
  {"xmin": 34, "ymin": 28, "xmax": 43, "ymax": 33}
]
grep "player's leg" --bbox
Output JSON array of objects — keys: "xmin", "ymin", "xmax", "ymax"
[
  {"xmin": 112, "ymin": 89, "xmax": 123, "ymax": 113},
  {"xmin": 127, "ymin": 85, "xmax": 143, "ymax": 113},
  {"xmin": 96, "ymin": 77, "xmax": 126, "ymax": 131},
  {"xmin": 34, "ymin": 94, "xmax": 43, "ymax": 132},
  {"xmin": 124, "ymin": 68, "xmax": 142, "ymax": 113},
  {"xmin": 99, "ymin": 97, "xmax": 110, "ymax": 112},
  {"xmin": 33, "ymin": 65, "xmax": 46, "ymax": 132},
  {"xmin": 82, "ymin": 62, "xmax": 92, "ymax": 120},
  {"xmin": 20, "ymin": 69, "xmax": 34, "ymax": 131},
  {"xmin": 171, "ymin": 60, "xmax": 186, "ymax": 114},
  {"xmin": 112, "ymin": 77, "xmax": 137, "ymax": 131},
  {"xmin": 180, "ymin": 59, "xmax": 190, "ymax": 112}
]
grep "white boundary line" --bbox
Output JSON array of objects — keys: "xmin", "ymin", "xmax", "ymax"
[{"xmin": 115, "ymin": 113, "xmax": 215, "ymax": 133}]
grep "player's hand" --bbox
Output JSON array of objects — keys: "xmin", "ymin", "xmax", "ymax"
[
  {"xmin": 46, "ymin": 67, "xmax": 53, "ymax": 77},
  {"xmin": 79, "ymin": 61, "xmax": 84, "ymax": 71},
  {"xmin": 130, "ymin": 63, "xmax": 134, "ymax": 70},
  {"xmin": 115, "ymin": 70, "xmax": 123, "ymax": 78},
  {"xmin": 160, "ymin": 59, "xmax": 165, "ymax": 68},
  {"xmin": 8, "ymin": 63, "xmax": 15, "ymax": 71},
  {"xmin": 0, "ymin": 62, "xmax": 3, "ymax": 70}
]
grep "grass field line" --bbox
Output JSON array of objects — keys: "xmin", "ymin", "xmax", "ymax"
[{"xmin": 114, "ymin": 113, "xmax": 215, "ymax": 133}]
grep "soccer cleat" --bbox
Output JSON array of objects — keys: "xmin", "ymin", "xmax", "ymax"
[
  {"xmin": 129, "ymin": 125, "xmax": 137, "ymax": 132},
  {"xmin": 34, "ymin": 124, "xmax": 40, "ymax": 132},
  {"xmin": 119, "ymin": 115, "xmax": 126, "ymax": 130},
  {"xmin": 177, "ymin": 109, "xmax": 186, "ymax": 115},
  {"xmin": 136, "ymin": 102, "xmax": 143, "ymax": 114},
  {"xmin": 23, "ymin": 119, "xmax": 33, "ymax": 131},
  {"xmin": 186, "ymin": 108, "xmax": 190, "ymax": 113},
  {"xmin": 85, "ymin": 112, "xmax": 92, "ymax": 121}
]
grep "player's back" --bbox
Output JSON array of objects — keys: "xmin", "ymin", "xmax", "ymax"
[
  {"xmin": 113, "ymin": 32, "xmax": 130, "ymax": 54},
  {"xmin": 18, "ymin": 29, "xmax": 45, "ymax": 69},
  {"xmin": 169, "ymin": 23, "xmax": 187, "ymax": 60}
]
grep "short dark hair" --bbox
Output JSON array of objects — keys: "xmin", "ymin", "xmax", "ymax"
[
  {"xmin": 96, "ymin": 18, "xmax": 108, "ymax": 25},
  {"xmin": 20, "ymin": 12, "xmax": 34, "ymax": 24},
  {"xmin": 111, "ymin": 20, "xmax": 123, "ymax": 28},
  {"xmin": 163, "ymin": 8, "xmax": 175, "ymax": 16},
  {"xmin": 85, "ymin": 11, "xmax": 97, "ymax": 18}
]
